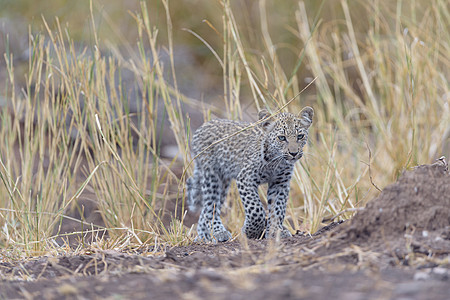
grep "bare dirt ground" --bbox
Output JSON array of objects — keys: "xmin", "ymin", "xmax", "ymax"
[{"xmin": 1, "ymin": 162, "xmax": 449, "ymax": 299}]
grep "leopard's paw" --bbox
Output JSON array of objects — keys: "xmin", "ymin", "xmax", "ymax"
[
  {"xmin": 213, "ymin": 229, "xmax": 232, "ymax": 242},
  {"xmin": 266, "ymin": 226, "xmax": 292, "ymax": 239}
]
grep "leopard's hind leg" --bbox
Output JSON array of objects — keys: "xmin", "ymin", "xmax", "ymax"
[
  {"xmin": 186, "ymin": 166, "xmax": 203, "ymax": 212},
  {"xmin": 196, "ymin": 168, "xmax": 231, "ymax": 242}
]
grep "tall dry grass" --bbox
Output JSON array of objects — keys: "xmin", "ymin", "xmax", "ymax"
[
  {"xmin": 0, "ymin": 0, "xmax": 448, "ymax": 256},
  {"xmin": 218, "ymin": 0, "xmax": 449, "ymax": 233},
  {"xmin": 0, "ymin": 1, "xmax": 191, "ymax": 256}
]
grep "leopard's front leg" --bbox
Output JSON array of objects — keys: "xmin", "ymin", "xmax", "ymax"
[
  {"xmin": 266, "ymin": 179, "xmax": 292, "ymax": 239},
  {"xmin": 236, "ymin": 171, "xmax": 266, "ymax": 239}
]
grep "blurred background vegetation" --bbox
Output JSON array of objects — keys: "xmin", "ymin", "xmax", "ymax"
[{"xmin": 0, "ymin": 0, "xmax": 448, "ymax": 256}]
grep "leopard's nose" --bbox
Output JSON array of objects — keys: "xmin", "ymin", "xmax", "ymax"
[{"xmin": 289, "ymin": 151, "xmax": 298, "ymax": 158}]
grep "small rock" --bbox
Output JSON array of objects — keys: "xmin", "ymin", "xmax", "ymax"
[{"xmin": 413, "ymin": 271, "xmax": 430, "ymax": 281}]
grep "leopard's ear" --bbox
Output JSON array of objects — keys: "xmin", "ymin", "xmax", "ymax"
[
  {"xmin": 258, "ymin": 109, "xmax": 274, "ymax": 131},
  {"xmin": 298, "ymin": 106, "xmax": 314, "ymax": 128},
  {"xmin": 258, "ymin": 109, "xmax": 271, "ymax": 121}
]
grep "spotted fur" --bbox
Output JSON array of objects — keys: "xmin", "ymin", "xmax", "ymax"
[{"xmin": 186, "ymin": 106, "xmax": 314, "ymax": 242}]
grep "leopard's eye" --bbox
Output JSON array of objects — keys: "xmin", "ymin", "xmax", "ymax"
[
  {"xmin": 278, "ymin": 135, "xmax": 287, "ymax": 142},
  {"xmin": 297, "ymin": 133, "xmax": 305, "ymax": 140}
]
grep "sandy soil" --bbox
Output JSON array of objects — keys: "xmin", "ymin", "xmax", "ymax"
[{"xmin": 1, "ymin": 162, "xmax": 449, "ymax": 299}]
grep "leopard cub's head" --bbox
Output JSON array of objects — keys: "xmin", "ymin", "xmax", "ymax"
[{"xmin": 258, "ymin": 106, "xmax": 314, "ymax": 162}]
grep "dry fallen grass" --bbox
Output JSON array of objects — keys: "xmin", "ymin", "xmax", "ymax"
[{"xmin": 0, "ymin": 0, "xmax": 448, "ymax": 260}]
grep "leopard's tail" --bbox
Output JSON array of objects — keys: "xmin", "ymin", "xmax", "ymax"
[{"xmin": 186, "ymin": 168, "xmax": 203, "ymax": 212}]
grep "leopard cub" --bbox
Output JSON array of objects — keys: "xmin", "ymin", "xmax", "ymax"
[{"xmin": 186, "ymin": 106, "xmax": 314, "ymax": 242}]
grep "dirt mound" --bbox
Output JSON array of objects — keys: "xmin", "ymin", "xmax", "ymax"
[{"xmin": 345, "ymin": 161, "xmax": 450, "ymax": 246}]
